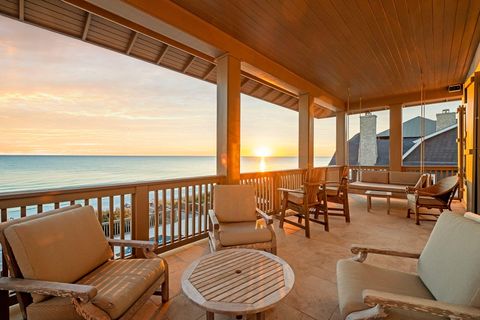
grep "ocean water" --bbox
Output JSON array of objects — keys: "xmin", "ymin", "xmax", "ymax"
[{"xmin": 0, "ymin": 155, "xmax": 332, "ymax": 193}]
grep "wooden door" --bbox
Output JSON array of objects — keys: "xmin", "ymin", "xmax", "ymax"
[{"xmin": 463, "ymin": 74, "xmax": 478, "ymax": 212}]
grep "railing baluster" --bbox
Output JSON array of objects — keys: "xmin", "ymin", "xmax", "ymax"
[
  {"xmin": 162, "ymin": 189, "xmax": 167, "ymax": 246},
  {"xmin": 170, "ymin": 188, "xmax": 175, "ymax": 243},
  {"xmin": 186, "ymin": 186, "xmax": 190, "ymax": 238},
  {"xmin": 37, "ymin": 204, "xmax": 42, "ymax": 214},
  {"xmin": 20, "ymin": 206, "xmax": 26, "ymax": 218},
  {"xmin": 109, "ymin": 196, "xmax": 114, "ymax": 239},
  {"xmin": 178, "ymin": 187, "xmax": 182, "ymax": 241},
  {"xmin": 154, "ymin": 190, "xmax": 159, "ymax": 246},
  {"xmin": 97, "ymin": 197, "xmax": 102, "ymax": 223},
  {"xmin": 198, "ymin": 184, "xmax": 203, "ymax": 233},
  {"xmin": 192, "ymin": 185, "xmax": 197, "ymax": 236},
  {"xmin": 120, "ymin": 194, "xmax": 125, "ymax": 258}
]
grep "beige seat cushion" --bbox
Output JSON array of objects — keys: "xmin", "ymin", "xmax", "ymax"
[
  {"xmin": 418, "ymin": 213, "xmax": 480, "ymax": 307},
  {"xmin": 80, "ymin": 258, "xmax": 165, "ymax": 319},
  {"xmin": 214, "ymin": 185, "xmax": 257, "ymax": 222},
  {"xmin": 360, "ymin": 171, "xmax": 389, "ymax": 184},
  {"xmin": 417, "ymin": 196, "xmax": 446, "ymax": 206},
  {"xmin": 26, "ymin": 258, "xmax": 166, "ymax": 320},
  {"xmin": 337, "ymin": 259, "xmax": 441, "ymax": 319},
  {"xmin": 287, "ymin": 191, "xmax": 304, "ymax": 205},
  {"xmin": 4, "ymin": 206, "xmax": 112, "ymax": 302},
  {"xmin": 389, "ymin": 171, "xmax": 422, "ymax": 186},
  {"xmin": 219, "ymin": 221, "xmax": 272, "ymax": 246}
]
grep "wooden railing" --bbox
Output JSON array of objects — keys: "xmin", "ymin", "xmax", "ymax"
[
  {"xmin": 0, "ymin": 164, "xmax": 460, "ymax": 277},
  {"xmin": 240, "ymin": 168, "xmax": 305, "ymax": 214},
  {"xmin": 0, "ymin": 175, "xmax": 223, "ymax": 262},
  {"xmin": 402, "ymin": 166, "xmax": 459, "ymax": 182},
  {"xmin": 349, "ymin": 165, "xmax": 458, "ymax": 183}
]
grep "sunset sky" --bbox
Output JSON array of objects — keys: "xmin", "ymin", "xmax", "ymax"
[{"xmin": 0, "ymin": 17, "xmax": 459, "ymax": 157}]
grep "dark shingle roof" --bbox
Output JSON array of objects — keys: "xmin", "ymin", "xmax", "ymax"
[
  {"xmin": 403, "ymin": 127, "xmax": 458, "ymax": 166},
  {"xmin": 329, "ymin": 126, "xmax": 457, "ymax": 166},
  {"xmin": 377, "ymin": 116, "xmax": 437, "ymax": 138}
]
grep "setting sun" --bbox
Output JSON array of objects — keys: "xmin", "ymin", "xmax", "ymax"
[{"xmin": 253, "ymin": 146, "xmax": 272, "ymax": 157}]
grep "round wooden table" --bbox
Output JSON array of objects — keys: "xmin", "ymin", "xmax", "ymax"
[{"xmin": 181, "ymin": 248, "xmax": 295, "ymax": 320}]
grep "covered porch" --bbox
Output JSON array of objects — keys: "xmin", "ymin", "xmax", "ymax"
[
  {"xmin": 8, "ymin": 195, "xmax": 465, "ymax": 320},
  {"xmin": 1, "ymin": 0, "xmax": 479, "ymax": 319}
]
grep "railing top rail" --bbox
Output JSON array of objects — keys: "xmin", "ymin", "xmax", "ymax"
[{"xmin": 0, "ymin": 175, "xmax": 225, "ymax": 202}]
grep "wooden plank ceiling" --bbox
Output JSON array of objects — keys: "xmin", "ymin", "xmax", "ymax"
[
  {"xmin": 0, "ymin": 0, "xmax": 333, "ymax": 117},
  {"xmin": 171, "ymin": 0, "xmax": 480, "ymax": 103}
]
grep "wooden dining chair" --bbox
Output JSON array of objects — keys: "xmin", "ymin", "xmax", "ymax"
[
  {"xmin": 325, "ymin": 166, "xmax": 351, "ymax": 223},
  {"xmin": 278, "ymin": 167, "xmax": 328, "ymax": 238}
]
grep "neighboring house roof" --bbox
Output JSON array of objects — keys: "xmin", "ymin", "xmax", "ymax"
[
  {"xmin": 377, "ymin": 116, "xmax": 437, "ymax": 138},
  {"xmin": 329, "ymin": 119, "xmax": 457, "ymax": 166},
  {"xmin": 403, "ymin": 125, "xmax": 458, "ymax": 166}
]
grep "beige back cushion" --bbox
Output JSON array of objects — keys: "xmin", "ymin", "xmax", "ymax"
[
  {"xmin": 360, "ymin": 171, "xmax": 389, "ymax": 184},
  {"xmin": 389, "ymin": 171, "xmax": 421, "ymax": 186},
  {"xmin": 418, "ymin": 213, "xmax": 480, "ymax": 307},
  {"xmin": 214, "ymin": 185, "xmax": 257, "ymax": 223},
  {"xmin": 4, "ymin": 206, "xmax": 112, "ymax": 302}
]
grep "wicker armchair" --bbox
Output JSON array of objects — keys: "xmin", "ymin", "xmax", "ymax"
[
  {"xmin": 0, "ymin": 205, "xmax": 168, "ymax": 320},
  {"xmin": 337, "ymin": 212, "xmax": 480, "ymax": 319},
  {"xmin": 208, "ymin": 185, "xmax": 276, "ymax": 254},
  {"xmin": 406, "ymin": 175, "xmax": 459, "ymax": 225}
]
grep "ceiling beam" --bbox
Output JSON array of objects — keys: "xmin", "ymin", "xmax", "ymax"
[
  {"xmin": 260, "ymin": 88, "xmax": 275, "ymax": 99},
  {"xmin": 250, "ymin": 83, "xmax": 263, "ymax": 97},
  {"xmin": 126, "ymin": 32, "xmax": 138, "ymax": 55},
  {"xmin": 81, "ymin": 12, "xmax": 92, "ymax": 41},
  {"xmin": 182, "ymin": 56, "xmax": 195, "ymax": 73},
  {"xmin": 19, "ymin": 0, "xmax": 24, "ymax": 21},
  {"xmin": 156, "ymin": 46, "xmax": 169, "ymax": 65},
  {"xmin": 78, "ymin": 0, "xmax": 344, "ymax": 111},
  {"xmin": 202, "ymin": 64, "xmax": 215, "ymax": 80},
  {"xmin": 240, "ymin": 77, "xmax": 249, "ymax": 89},
  {"xmin": 346, "ymin": 87, "xmax": 463, "ymax": 114},
  {"xmin": 64, "ymin": 0, "xmax": 216, "ymax": 64}
]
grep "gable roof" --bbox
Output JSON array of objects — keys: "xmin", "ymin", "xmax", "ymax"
[{"xmin": 377, "ymin": 116, "xmax": 437, "ymax": 138}]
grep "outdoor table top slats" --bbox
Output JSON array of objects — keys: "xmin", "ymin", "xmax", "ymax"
[{"xmin": 182, "ymin": 248, "xmax": 295, "ymax": 315}]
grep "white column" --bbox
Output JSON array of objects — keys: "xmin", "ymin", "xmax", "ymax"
[
  {"xmin": 299, "ymin": 93, "xmax": 314, "ymax": 169},
  {"xmin": 389, "ymin": 104, "xmax": 403, "ymax": 171},
  {"xmin": 216, "ymin": 54, "xmax": 241, "ymax": 184},
  {"xmin": 335, "ymin": 111, "xmax": 346, "ymax": 165}
]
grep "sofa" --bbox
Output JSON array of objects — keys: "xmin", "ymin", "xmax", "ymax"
[{"xmin": 349, "ymin": 170, "xmax": 429, "ymax": 198}]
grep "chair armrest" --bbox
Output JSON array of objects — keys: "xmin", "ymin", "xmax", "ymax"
[
  {"xmin": 277, "ymin": 187, "xmax": 304, "ymax": 194},
  {"xmin": 363, "ymin": 289, "xmax": 480, "ymax": 319},
  {"xmin": 351, "ymin": 244, "xmax": 421, "ymax": 262},
  {"xmin": 107, "ymin": 239, "xmax": 156, "ymax": 250},
  {"xmin": 256, "ymin": 208, "xmax": 273, "ymax": 225},
  {"xmin": 0, "ymin": 277, "xmax": 97, "ymax": 303},
  {"xmin": 208, "ymin": 209, "xmax": 220, "ymax": 230}
]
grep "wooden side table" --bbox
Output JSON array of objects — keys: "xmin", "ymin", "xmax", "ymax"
[
  {"xmin": 182, "ymin": 249, "xmax": 294, "ymax": 320},
  {"xmin": 365, "ymin": 190, "xmax": 392, "ymax": 214}
]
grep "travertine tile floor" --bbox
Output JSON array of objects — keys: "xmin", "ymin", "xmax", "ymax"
[{"xmin": 10, "ymin": 194, "xmax": 465, "ymax": 320}]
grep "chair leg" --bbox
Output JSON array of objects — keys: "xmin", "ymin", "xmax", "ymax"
[
  {"xmin": 162, "ymin": 263, "xmax": 169, "ymax": 303},
  {"xmin": 415, "ymin": 207, "xmax": 420, "ymax": 225},
  {"xmin": 279, "ymin": 198, "xmax": 287, "ymax": 229},
  {"xmin": 407, "ymin": 208, "xmax": 411, "ymax": 218},
  {"xmin": 304, "ymin": 209, "xmax": 310, "ymax": 238},
  {"xmin": 344, "ymin": 197, "xmax": 350, "ymax": 223},
  {"xmin": 324, "ymin": 207, "xmax": 329, "ymax": 232}
]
